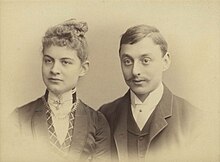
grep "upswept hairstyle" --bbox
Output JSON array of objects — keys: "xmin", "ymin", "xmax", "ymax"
[
  {"xmin": 42, "ymin": 19, "xmax": 88, "ymax": 62},
  {"xmin": 119, "ymin": 25, "xmax": 168, "ymax": 56}
]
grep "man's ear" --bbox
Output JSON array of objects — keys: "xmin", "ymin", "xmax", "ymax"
[
  {"xmin": 79, "ymin": 61, "xmax": 90, "ymax": 77},
  {"xmin": 162, "ymin": 52, "xmax": 171, "ymax": 71}
]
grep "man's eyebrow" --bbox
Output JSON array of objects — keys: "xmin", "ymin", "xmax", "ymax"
[
  {"xmin": 60, "ymin": 57, "xmax": 74, "ymax": 60},
  {"xmin": 121, "ymin": 53, "xmax": 151, "ymax": 58},
  {"xmin": 121, "ymin": 53, "xmax": 132, "ymax": 58},
  {"xmin": 141, "ymin": 53, "xmax": 152, "ymax": 57}
]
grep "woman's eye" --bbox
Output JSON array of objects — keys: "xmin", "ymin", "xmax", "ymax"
[
  {"xmin": 142, "ymin": 57, "xmax": 151, "ymax": 65},
  {"xmin": 123, "ymin": 58, "xmax": 133, "ymax": 66},
  {"xmin": 44, "ymin": 58, "xmax": 52, "ymax": 64}
]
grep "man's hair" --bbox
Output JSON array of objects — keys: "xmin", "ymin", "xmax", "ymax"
[
  {"xmin": 119, "ymin": 25, "xmax": 168, "ymax": 56},
  {"xmin": 42, "ymin": 19, "xmax": 88, "ymax": 62}
]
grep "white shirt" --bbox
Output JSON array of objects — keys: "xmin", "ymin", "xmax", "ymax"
[
  {"xmin": 130, "ymin": 83, "xmax": 164, "ymax": 131},
  {"xmin": 48, "ymin": 89, "xmax": 76, "ymax": 144}
]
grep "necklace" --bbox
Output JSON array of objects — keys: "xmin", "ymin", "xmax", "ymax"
[
  {"xmin": 48, "ymin": 98, "xmax": 73, "ymax": 110},
  {"xmin": 42, "ymin": 96, "xmax": 78, "ymax": 153}
]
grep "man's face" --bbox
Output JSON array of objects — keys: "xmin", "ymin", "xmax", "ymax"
[
  {"xmin": 42, "ymin": 45, "xmax": 89, "ymax": 95},
  {"xmin": 119, "ymin": 37, "xmax": 170, "ymax": 101}
]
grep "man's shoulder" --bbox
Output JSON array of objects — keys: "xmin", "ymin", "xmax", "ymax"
[
  {"xmin": 99, "ymin": 93, "xmax": 128, "ymax": 114},
  {"xmin": 162, "ymin": 85, "xmax": 202, "ymax": 119},
  {"xmin": 172, "ymin": 94, "xmax": 199, "ymax": 114},
  {"xmin": 170, "ymin": 94, "xmax": 205, "ymax": 130}
]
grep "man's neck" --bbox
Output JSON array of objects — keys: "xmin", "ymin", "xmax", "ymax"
[
  {"xmin": 131, "ymin": 83, "xmax": 163, "ymax": 103},
  {"xmin": 136, "ymin": 93, "xmax": 150, "ymax": 103}
]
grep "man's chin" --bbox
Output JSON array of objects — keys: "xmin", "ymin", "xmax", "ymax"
[{"xmin": 130, "ymin": 87, "xmax": 151, "ymax": 96}]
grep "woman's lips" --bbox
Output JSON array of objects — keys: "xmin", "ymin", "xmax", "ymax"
[{"xmin": 48, "ymin": 78, "xmax": 63, "ymax": 82}]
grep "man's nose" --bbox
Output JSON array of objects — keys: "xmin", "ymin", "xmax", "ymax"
[
  {"xmin": 132, "ymin": 61, "xmax": 141, "ymax": 76},
  {"xmin": 50, "ymin": 61, "xmax": 60, "ymax": 74}
]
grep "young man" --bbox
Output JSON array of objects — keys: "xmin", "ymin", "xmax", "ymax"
[{"xmin": 99, "ymin": 25, "xmax": 203, "ymax": 162}]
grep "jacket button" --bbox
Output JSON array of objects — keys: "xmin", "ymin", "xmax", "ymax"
[{"xmin": 139, "ymin": 136, "xmax": 144, "ymax": 141}]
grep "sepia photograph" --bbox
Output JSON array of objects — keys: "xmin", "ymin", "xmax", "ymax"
[{"xmin": 0, "ymin": 0, "xmax": 219, "ymax": 162}]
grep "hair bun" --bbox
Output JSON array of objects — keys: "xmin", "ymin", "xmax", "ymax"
[
  {"xmin": 45, "ymin": 18, "xmax": 88, "ymax": 38},
  {"xmin": 42, "ymin": 18, "xmax": 89, "ymax": 62}
]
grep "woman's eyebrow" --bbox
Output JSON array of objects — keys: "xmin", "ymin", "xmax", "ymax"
[{"xmin": 43, "ymin": 55, "xmax": 53, "ymax": 59}]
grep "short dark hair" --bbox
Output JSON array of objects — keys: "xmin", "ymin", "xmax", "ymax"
[
  {"xmin": 42, "ymin": 19, "xmax": 88, "ymax": 62},
  {"xmin": 119, "ymin": 25, "xmax": 168, "ymax": 56}
]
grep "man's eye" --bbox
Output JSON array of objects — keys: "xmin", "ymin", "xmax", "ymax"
[
  {"xmin": 62, "ymin": 61, "xmax": 72, "ymax": 65},
  {"xmin": 142, "ymin": 57, "xmax": 151, "ymax": 65},
  {"xmin": 123, "ymin": 58, "xmax": 133, "ymax": 66}
]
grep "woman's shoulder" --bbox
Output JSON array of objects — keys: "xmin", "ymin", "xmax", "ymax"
[
  {"xmin": 16, "ymin": 97, "xmax": 43, "ymax": 112},
  {"xmin": 78, "ymin": 99, "xmax": 107, "ymax": 122},
  {"xmin": 12, "ymin": 97, "xmax": 44, "ymax": 120},
  {"xmin": 9, "ymin": 97, "xmax": 44, "ymax": 126}
]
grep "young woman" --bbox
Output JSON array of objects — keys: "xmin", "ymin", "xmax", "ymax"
[{"xmin": 12, "ymin": 19, "xmax": 110, "ymax": 162}]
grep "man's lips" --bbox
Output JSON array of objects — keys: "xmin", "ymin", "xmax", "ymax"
[
  {"xmin": 48, "ymin": 78, "xmax": 63, "ymax": 82},
  {"xmin": 126, "ymin": 78, "xmax": 146, "ymax": 85}
]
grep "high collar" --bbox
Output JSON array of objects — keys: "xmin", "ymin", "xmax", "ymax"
[
  {"xmin": 47, "ymin": 88, "xmax": 77, "ymax": 104},
  {"xmin": 113, "ymin": 83, "xmax": 173, "ymax": 161},
  {"xmin": 130, "ymin": 82, "xmax": 164, "ymax": 106},
  {"xmin": 29, "ymin": 99, "xmax": 90, "ymax": 162},
  {"xmin": 129, "ymin": 83, "xmax": 164, "ymax": 131},
  {"xmin": 44, "ymin": 88, "xmax": 77, "ymax": 117}
]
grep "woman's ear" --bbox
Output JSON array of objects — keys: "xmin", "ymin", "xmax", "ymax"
[
  {"xmin": 79, "ymin": 61, "xmax": 90, "ymax": 77},
  {"xmin": 162, "ymin": 52, "xmax": 171, "ymax": 71}
]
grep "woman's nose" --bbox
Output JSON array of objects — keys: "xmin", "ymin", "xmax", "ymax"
[{"xmin": 50, "ymin": 62, "xmax": 60, "ymax": 74}]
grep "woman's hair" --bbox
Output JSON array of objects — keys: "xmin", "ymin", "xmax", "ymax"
[
  {"xmin": 119, "ymin": 24, "xmax": 168, "ymax": 56},
  {"xmin": 42, "ymin": 19, "xmax": 88, "ymax": 62}
]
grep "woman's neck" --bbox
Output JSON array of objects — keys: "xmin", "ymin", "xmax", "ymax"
[{"xmin": 48, "ymin": 88, "xmax": 76, "ymax": 103}]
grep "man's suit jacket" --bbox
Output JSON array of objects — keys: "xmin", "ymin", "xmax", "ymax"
[
  {"xmin": 99, "ymin": 85, "xmax": 204, "ymax": 162},
  {"xmin": 11, "ymin": 97, "xmax": 110, "ymax": 162}
]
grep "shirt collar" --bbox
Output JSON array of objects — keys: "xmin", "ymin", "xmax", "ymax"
[
  {"xmin": 48, "ymin": 88, "xmax": 76, "ymax": 104},
  {"xmin": 130, "ymin": 82, "xmax": 164, "ymax": 107},
  {"xmin": 47, "ymin": 88, "xmax": 77, "ymax": 115}
]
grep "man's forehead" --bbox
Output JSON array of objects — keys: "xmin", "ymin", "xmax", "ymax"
[
  {"xmin": 120, "ymin": 38, "xmax": 161, "ymax": 56},
  {"xmin": 120, "ymin": 52, "xmax": 152, "ymax": 58}
]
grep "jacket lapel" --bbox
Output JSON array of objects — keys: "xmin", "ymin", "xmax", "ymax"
[
  {"xmin": 32, "ymin": 98, "xmax": 89, "ymax": 160},
  {"xmin": 147, "ymin": 85, "xmax": 173, "ymax": 152},
  {"xmin": 113, "ymin": 92, "xmax": 130, "ymax": 162},
  {"xmin": 31, "ymin": 97, "xmax": 49, "ymax": 142},
  {"xmin": 114, "ymin": 85, "xmax": 173, "ymax": 161},
  {"xmin": 68, "ymin": 100, "xmax": 88, "ymax": 161}
]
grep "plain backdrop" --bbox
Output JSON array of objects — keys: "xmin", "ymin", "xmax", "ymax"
[
  {"xmin": 1, "ymin": 1, "xmax": 219, "ymax": 113},
  {"xmin": 0, "ymin": 0, "xmax": 220, "ymax": 161}
]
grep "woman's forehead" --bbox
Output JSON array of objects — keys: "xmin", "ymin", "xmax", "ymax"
[{"xmin": 43, "ymin": 45, "xmax": 79, "ymax": 59}]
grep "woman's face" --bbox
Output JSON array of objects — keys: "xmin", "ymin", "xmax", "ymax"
[{"xmin": 42, "ymin": 45, "xmax": 89, "ymax": 95}]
